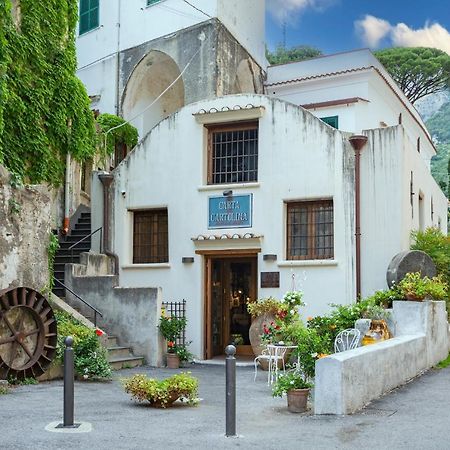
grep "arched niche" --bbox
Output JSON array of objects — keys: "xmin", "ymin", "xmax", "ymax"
[{"xmin": 121, "ymin": 50, "xmax": 185, "ymax": 138}]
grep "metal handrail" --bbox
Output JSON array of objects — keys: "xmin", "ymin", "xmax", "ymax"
[
  {"xmin": 53, "ymin": 278, "xmax": 103, "ymax": 327},
  {"xmin": 68, "ymin": 227, "xmax": 102, "ymax": 263}
]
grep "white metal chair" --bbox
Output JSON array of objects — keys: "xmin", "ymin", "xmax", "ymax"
[
  {"xmin": 254, "ymin": 344, "xmax": 288, "ymax": 385},
  {"xmin": 334, "ymin": 328, "xmax": 361, "ymax": 353}
]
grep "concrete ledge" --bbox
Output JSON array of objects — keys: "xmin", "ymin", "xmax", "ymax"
[{"xmin": 314, "ymin": 301, "xmax": 449, "ymax": 415}]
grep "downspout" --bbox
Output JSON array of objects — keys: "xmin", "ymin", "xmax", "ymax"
[
  {"xmin": 349, "ymin": 135, "xmax": 368, "ymax": 300},
  {"xmin": 98, "ymin": 172, "xmax": 120, "ymax": 276},
  {"xmin": 62, "ymin": 151, "xmax": 71, "ymax": 234}
]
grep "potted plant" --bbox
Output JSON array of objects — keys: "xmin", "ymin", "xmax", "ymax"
[
  {"xmin": 122, "ymin": 372, "xmax": 198, "ymax": 408},
  {"xmin": 272, "ymin": 370, "xmax": 313, "ymax": 413},
  {"xmin": 396, "ymin": 272, "xmax": 448, "ymax": 301},
  {"xmin": 158, "ymin": 315, "xmax": 187, "ymax": 369}
]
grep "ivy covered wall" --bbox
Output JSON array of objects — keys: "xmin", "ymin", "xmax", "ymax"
[{"xmin": 0, "ymin": 0, "xmax": 96, "ymax": 186}]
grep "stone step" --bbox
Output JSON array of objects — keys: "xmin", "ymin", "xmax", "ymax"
[
  {"xmin": 107, "ymin": 335, "xmax": 118, "ymax": 347},
  {"xmin": 74, "ymin": 223, "xmax": 91, "ymax": 230},
  {"xmin": 77, "ymin": 217, "xmax": 91, "ymax": 224},
  {"xmin": 109, "ymin": 356, "xmax": 144, "ymax": 370},
  {"xmin": 107, "ymin": 346, "xmax": 133, "ymax": 360}
]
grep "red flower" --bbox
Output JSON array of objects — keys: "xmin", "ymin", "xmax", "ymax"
[
  {"xmin": 95, "ymin": 329, "xmax": 104, "ymax": 337},
  {"xmin": 167, "ymin": 341, "xmax": 175, "ymax": 348}
]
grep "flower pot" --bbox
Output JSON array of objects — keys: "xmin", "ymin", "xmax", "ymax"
[
  {"xmin": 405, "ymin": 293, "xmax": 425, "ymax": 302},
  {"xmin": 166, "ymin": 353, "xmax": 180, "ymax": 369},
  {"xmin": 249, "ymin": 313, "xmax": 277, "ymax": 371},
  {"xmin": 287, "ymin": 388, "xmax": 309, "ymax": 413}
]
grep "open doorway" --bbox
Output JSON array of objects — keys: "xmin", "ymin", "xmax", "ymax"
[{"xmin": 205, "ymin": 255, "xmax": 257, "ymax": 359}]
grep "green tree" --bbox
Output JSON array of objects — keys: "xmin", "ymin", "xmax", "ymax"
[
  {"xmin": 0, "ymin": 0, "xmax": 96, "ymax": 185},
  {"xmin": 375, "ymin": 47, "xmax": 450, "ymax": 104},
  {"xmin": 266, "ymin": 45, "xmax": 322, "ymax": 65}
]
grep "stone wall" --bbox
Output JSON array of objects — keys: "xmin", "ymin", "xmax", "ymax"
[
  {"xmin": 314, "ymin": 301, "xmax": 449, "ymax": 415},
  {"xmin": 64, "ymin": 253, "xmax": 163, "ymax": 366},
  {"xmin": 0, "ymin": 164, "xmax": 51, "ymax": 291}
]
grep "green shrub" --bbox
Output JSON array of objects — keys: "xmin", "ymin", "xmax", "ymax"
[
  {"xmin": 0, "ymin": 385, "xmax": 9, "ymax": 395},
  {"xmin": 7, "ymin": 377, "xmax": 38, "ymax": 386},
  {"xmin": 122, "ymin": 372, "xmax": 198, "ymax": 408},
  {"xmin": 55, "ymin": 311, "xmax": 111, "ymax": 380},
  {"xmin": 396, "ymin": 272, "xmax": 448, "ymax": 300},
  {"xmin": 247, "ymin": 296, "xmax": 286, "ymax": 318}
]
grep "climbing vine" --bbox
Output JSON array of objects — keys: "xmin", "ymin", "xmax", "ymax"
[
  {"xmin": 47, "ymin": 231, "xmax": 59, "ymax": 291},
  {"xmin": 0, "ymin": 0, "xmax": 96, "ymax": 186},
  {"xmin": 96, "ymin": 113, "xmax": 139, "ymax": 157}
]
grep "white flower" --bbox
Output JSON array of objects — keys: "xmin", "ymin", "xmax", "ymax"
[
  {"xmin": 290, "ymin": 380, "xmax": 295, "ymax": 385},
  {"xmin": 311, "ymin": 352, "xmax": 318, "ymax": 358},
  {"xmin": 290, "ymin": 309, "xmax": 295, "ymax": 315},
  {"xmin": 83, "ymin": 374, "xmax": 89, "ymax": 379}
]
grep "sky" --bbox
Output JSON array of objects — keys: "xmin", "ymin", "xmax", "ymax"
[{"xmin": 265, "ymin": 0, "xmax": 450, "ymax": 56}]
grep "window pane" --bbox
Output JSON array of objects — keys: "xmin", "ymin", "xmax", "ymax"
[
  {"xmin": 287, "ymin": 200, "xmax": 333, "ymax": 260},
  {"xmin": 209, "ymin": 123, "xmax": 258, "ymax": 184},
  {"xmin": 133, "ymin": 210, "xmax": 168, "ymax": 263}
]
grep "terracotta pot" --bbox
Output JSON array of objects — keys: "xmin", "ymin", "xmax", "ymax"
[
  {"xmin": 287, "ymin": 388, "xmax": 309, "ymax": 413},
  {"xmin": 149, "ymin": 391, "xmax": 180, "ymax": 408},
  {"xmin": 166, "ymin": 353, "xmax": 180, "ymax": 369},
  {"xmin": 249, "ymin": 313, "xmax": 276, "ymax": 370},
  {"xmin": 405, "ymin": 293, "xmax": 425, "ymax": 302}
]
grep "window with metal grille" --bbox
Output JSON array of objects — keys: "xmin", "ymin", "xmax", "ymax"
[
  {"xmin": 287, "ymin": 200, "xmax": 334, "ymax": 260},
  {"xmin": 133, "ymin": 209, "xmax": 168, "ymax": 263},
  {"xmin": 207, "ymin": 122, "xmax": 258, "ymax": 185},
  {"xmin": 79, "ymin": 0, "xmax": 99, "ymax": 35}
]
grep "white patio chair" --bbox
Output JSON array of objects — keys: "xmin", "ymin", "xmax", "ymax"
[
  {"xmin": 334, "ymin": 328, "xmax": 361, "ymax": 353},
  {"xmin": 254, "ymin": 344, "xmax": 288, "ymax": 385}
]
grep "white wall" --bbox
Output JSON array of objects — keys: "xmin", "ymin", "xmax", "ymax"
[
  {"xmin": 109, "ymin": 94, "xmax": 356, "ymax": 358},
  {"xmin": 76, "ymin": 0, "xmax": 265, "ymax": 70}
]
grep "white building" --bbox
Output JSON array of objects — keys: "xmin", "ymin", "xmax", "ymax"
[{"xmin": 74, "ymin": 1, "xmax": 447, "ymax": 360}]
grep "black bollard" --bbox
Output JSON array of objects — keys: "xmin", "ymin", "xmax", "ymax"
[
  {"xmin": 63, "ymin": 336, "xmax": 75, "ymax": 427},
  {"xmin": 225, "ymin": 344, "xmax": 236, "ymax": 437}
]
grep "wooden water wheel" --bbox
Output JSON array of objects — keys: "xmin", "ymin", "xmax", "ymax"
[{"xmin": 0, "ymin": 287, "xmax": 57, "ymax": 380}]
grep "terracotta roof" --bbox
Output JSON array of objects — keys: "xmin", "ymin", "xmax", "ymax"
[
  {"xmin": 301, "ymin": 97, "xmax": 369, "ymax": 110},
  {"xmin": 265, "ymin": 66, "xmax": 372, "ymax": 87}
]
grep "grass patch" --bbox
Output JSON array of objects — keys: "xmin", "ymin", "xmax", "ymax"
[
  {"xmin": 436, "ymin": 353, "xmax": 450, "ymax": 369},
  {"xmin": 7, "ymin": 377, "xmax": 38, "ymax": 386}
]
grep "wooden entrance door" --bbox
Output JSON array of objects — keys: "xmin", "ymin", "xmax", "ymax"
[{"xmin": 205, "ymin": 256, "xmax": 257, "ymax": 359}]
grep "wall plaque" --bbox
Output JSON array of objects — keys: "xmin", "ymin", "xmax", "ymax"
[
  {"xmin": 208, "ymin": 194, "xmax": 252, "ymax": 229},
  {"xmin": 260, "ymin": 272, "xmax": 280, "ymax": 288}
]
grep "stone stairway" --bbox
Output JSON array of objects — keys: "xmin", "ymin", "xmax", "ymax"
[
  {"xmin": 106, "ymin": 336, "xmax": 145, "ymax": 370},
  {"xmin": 53, "ymin": 211, "xmax": 92, "ymax": 298}
]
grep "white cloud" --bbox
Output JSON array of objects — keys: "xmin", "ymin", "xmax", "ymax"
[
  {"xmin": 391, "ymin": 22, "xmax": 450, "ymax": 55},
  {"xmin": 267, "ymin": 0, "xmax": 336, "ymax": 24},
  {"xmin": 354, "ymin": 15, "xmax": 391, "ymax": 48},
  {"xmin": 355, "ymin": 16, "xmax": 450, "ymax": 55}
]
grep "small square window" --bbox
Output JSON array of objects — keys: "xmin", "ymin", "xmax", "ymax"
[
  {"xmin": 286, "ymin": 200, "xmax": 334, "ymax": 260},
  {"xmin": 133, "ymin": 209, "xmax": 168, "ymax": 263},
  {"xmin": 207, "ymin": 122, "xmax": 259, "ymax": 185}
]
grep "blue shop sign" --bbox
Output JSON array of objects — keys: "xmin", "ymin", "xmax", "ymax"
[{"xmin": 208, "ymin": 194, "xmax": 252, "ymax": 229}]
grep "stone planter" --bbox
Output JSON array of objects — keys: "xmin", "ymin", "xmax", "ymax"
[{"xmin": 287, "ymin": 388, "xmax": 309, "ymax": 413}]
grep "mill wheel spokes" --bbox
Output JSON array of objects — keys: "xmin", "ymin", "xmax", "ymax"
[{"xmin": 0, "ymin": 287, "xmax": 57, "ymax": 379}]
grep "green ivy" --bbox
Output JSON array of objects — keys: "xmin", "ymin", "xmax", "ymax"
[
  {"xmin": 47, "ymin": 232, "xmax": 59, "ymax": 291},
  {"xmin": 0, "ymin": 0, "xmax": 96, "ymax": 185},
  {"xmin": 96, "ymin": 113, "xmax": 138, "ymax": 156}
]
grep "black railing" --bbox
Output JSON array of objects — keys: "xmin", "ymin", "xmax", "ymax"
[
  {"xmin": 68, "ymin": 227, "xmax": 103, "ymax": 263},
  {"xmin": 53, "ymin": 278, "xmax": 103, "ymax": 327},
  {"xmin": 162, "ymin": 300, "xmax": 187, "ymax": 347}
]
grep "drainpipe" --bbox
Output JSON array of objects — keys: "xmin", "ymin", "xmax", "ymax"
[
  {"xmin": 98, "ymin": 172, "xmax": 120, "ymax": 276},
  {"xmin": 62, "ymin": 152, "xmax": 71, "ymax": 235},
  {"xmin": 349, "ymin": 135, "xmax": 368, "ymax": 300}
]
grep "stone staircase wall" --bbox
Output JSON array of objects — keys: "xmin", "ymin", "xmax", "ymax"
[{"xmin": 64, "ymin": 253, "xmax": 164, "ymax": 367}]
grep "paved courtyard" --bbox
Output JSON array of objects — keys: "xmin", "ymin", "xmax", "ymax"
[{"xmin": 1, "ymin": 363, "xmax": 450, "ymax": 449}]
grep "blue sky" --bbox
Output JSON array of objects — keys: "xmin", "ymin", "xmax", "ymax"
[{"xmin": 266, "ymin": 0, "xmax": 450, "ymax": 55}]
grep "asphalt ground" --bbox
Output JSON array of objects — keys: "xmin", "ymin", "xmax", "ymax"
[{"xmin": 1, "ymin": 363, "xmax": 450, "ymax": 450}]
